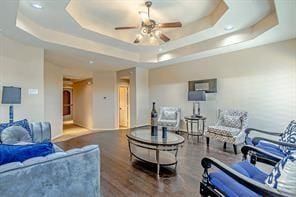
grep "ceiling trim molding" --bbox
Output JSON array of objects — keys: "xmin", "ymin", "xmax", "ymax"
[{"xmin": 158, "ymin": 0, "xmax": 278, "ymax": 62}]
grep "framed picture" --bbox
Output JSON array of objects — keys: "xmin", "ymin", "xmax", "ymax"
[{"xmin": 188, "ymin": 79, "xmax": 217, "ymax": 93}]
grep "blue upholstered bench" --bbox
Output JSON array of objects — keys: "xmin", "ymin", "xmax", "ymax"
[{"xmin": 200, "ymin": 145, "xmax": 295, "ymax": 197}]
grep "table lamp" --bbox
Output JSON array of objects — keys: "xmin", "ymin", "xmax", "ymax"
[
  {"xmin": 188, "ymin": 90, "xmax": 206, "ymax": 117},
  {"xmin": 2, "ymin": 86, "xmax": 21, "ymax": 123}
]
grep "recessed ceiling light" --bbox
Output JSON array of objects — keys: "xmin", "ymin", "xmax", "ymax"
[
  {"xmin": 31, "ymin": 3, "xmax": 43, "ymax": 9},
  {"xmin": 224, "ymin": 25, "xmax": 234, "ymax": 31},
  {"xmin": 158, "ymin": 48, "xmax": 163, "ymax": 52},
  {"xmin": 89, "ymin": 60, "xmax": 94, "ymax": 64}
]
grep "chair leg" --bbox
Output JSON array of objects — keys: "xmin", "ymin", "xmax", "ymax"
[
  {"xmin": 223, "ymin": 142, "xmax": 227, "ymax": 150},
  {"xmin": 233, "ymin": 144, "xmax": 237, "ymax": 154},
  {"xmin": 206, "ymin": 137, "xmax": 210, "ymax": 146}
]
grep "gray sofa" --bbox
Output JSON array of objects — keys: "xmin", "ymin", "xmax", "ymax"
[{"xmin": 0, "ymin": 122, "xmax": 100, "ymax": 197}]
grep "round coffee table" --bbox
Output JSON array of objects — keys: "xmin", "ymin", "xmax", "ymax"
[{"xmin": 126, "ymin": 128, "xmax": 184, "ymax": 177}]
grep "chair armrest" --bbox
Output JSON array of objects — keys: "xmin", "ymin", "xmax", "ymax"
[
  {"xmin": 252, "ymin": 137, "xmax": 296, "ymax": 148},
  {"xmin": 241, "ymin": 145, "xmax": 282, "ymax": 165},
  {"xmin": 201, "ymin": 157, "xmax": 284, "ymax": 197},
  {"xmin": 245, "ymin": 128, "xmax": 282, "ymax": 144},
  {"xmin": 245, "ymin": 128, "xmax": 282, "ymax": 136}
]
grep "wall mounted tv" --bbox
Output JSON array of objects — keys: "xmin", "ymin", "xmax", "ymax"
[{"xmin": 188, "ymin": 79, "xmax": 217, "ymax": 93}]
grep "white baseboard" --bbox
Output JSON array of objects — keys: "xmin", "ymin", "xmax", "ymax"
[{"xmin": 52, "ymin": 133, "xmax": 64, "ymax": 140}]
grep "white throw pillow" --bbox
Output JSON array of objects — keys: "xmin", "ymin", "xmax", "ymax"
[
  {"xmin": 162, "ymin": 111, "xmax": 177, "ymax": 120},
  {"xmin": 221, "ymin": 115, "xmax": 242, "ymax": 129},
  {"xmin": 1, "ymin": 126, "xmax": 32, "ymax": 144},
  {"xmin": 265, "ymin": 152, "xmax": 296, "ymax": 196}
]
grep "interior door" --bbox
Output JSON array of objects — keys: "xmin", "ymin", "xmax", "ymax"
[
  {"xmin": 119, "ymin": 86, "xmax": 128, "ymax": 128},
  {"xmin": 63, "ymin": 90, "xmax": 71, "ymax": 116}
]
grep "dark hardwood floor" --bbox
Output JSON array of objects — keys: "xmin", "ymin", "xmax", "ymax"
[{"xmin": 57, "ymin": 128, "xmax": 242, "ymax": 197}]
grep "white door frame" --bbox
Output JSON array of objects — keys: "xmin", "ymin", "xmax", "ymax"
[{"xmin": 118, "ymin": 85, "xmax": 130, "ymax": 128}]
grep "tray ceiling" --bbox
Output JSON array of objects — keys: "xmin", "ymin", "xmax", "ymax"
[{"xmin": 0, "ymin": 0, "xmax": 295, "ymax": 70}]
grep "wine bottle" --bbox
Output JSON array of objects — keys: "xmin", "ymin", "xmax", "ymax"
[{"xmin": 151, "ymin": 102, "xmax": 158, "ymax": 136}]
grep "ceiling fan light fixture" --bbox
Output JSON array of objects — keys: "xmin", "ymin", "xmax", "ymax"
[
  {"xmin": 154, "ymin": 30, "xmax": 161, "ymax": 37},
  {"xmin": 139, "ymin": 11, "xmax": 150, "ymax": 24},
  {"xmin": 136, "ymin": 34, "xmax": 143, "ymax": 40},
  {"xmin": 115, "ymin": 1, "xmax": 182, "ymax": 45}
]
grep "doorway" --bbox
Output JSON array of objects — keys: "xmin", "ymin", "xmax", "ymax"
[
  {"xmin": 119, "ymin": 79, "xmax": 130, "ymax": 128},
  {"xmin": 63, "ymin": 77, "xmax": 91, "ymax": 135}
]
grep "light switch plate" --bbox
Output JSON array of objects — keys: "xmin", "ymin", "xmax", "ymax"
[{"xmin": 28, "ymin": 89, "xmax": 38, "ymax": 95}]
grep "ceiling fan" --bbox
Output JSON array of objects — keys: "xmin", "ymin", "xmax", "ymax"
[{"xmin": 114, "ymin": 1, "xmax": 182, "ymax": 44}]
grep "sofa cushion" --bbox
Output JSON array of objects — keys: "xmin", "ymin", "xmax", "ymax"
[
  {"xmin": 0, "ymin": 119, "xmax": 32, "ymax": 143},
  {"xmin": 207, "ymin": 126, "xmax": 241, "ymax": 137},
  {"xmin": 209, "ymin": 161, "xmax": 267, "ymax": 197},
  {"xmin": 1, "ymin": 126, "xmax": 32, "ymax": 144},
  {"xmin": 221, "ymin": 115, "xmax": 242, "ymax": 129},
  {"xmin": 280, "ymin": 120, "xmax": 296, "ymax": 153},
  {"xmin": 0, "ymin": 142, "xmax": 54, "ymax": 165},
  {"xmin": 265, "ymin": 152, "xmax": 296, "ymax": 196}
]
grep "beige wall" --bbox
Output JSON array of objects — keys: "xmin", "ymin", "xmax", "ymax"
[
  {"xmin": 92, "ymin": 71, "xmax": 117, "ymax": 129},
  {"xmin": 0, "ymin": 35, "xmax": 45, "ymax": 123},
  {"xmin": 73, "ymin": 79, "xmax": 93, "ymax": 129},
  {"xmin": 44, "ymin": 61, "xmax": 63, "ymax": 137},
  {"xmin": 135, "ymin": 67, "xmax": 149, "ymax": 126},
  {"xmin": 149, "ymin": 39, "xmax": 296, "ymax": 132}
]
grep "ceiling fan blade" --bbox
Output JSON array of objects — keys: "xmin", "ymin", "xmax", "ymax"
[
  {"xmin": 115, "ymin": 26, "xmax": 137, "ymax": 30},
  {"xmin": 134, "ymin": 38, "xmax": 140, "ymax": 44},
  {"xmin": 139, "ymin": 11, "xmax": 150, "ymax": 24},
  {"xmin": 159, "ymin": 33, "xmax": 170, "ymax": 42},
  {"xmin": 158, "ymin": 22, "xmax": 182, "ymax": 28}
]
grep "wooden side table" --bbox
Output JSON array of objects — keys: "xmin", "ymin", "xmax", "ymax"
[{"xmin": 184, "ymin": 116, "xmax": 206, "ymax": 139}]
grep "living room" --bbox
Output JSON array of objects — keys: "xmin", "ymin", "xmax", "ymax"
[{"xmin": 0, "ymin": 0, "xmax": 295, "ymax": 196}]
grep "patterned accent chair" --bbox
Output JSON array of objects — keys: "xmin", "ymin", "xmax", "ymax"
[
  {"xmin": 158, "ymin": 107, "xmax": 181, "ymax": 132},
  {"xmin": 206, "ymin": 109, "xmax": 248, "ymax": 154}
]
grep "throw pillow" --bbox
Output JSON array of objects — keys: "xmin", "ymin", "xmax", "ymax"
[
  {"xmin": 221, "ymin": 115, "xmax": 242, "ymax": 129},
  {"xmin": 280, "ymin": 120, "xmax": 296, "ymax": 153},
  {"xmin": 0, "ymin": 119, "xmax": 32, "ymax": 139},
  {"xmin": 265, "ymin": 152, "xmax": 296, "ymax": 196},
  {"xmin": 1, "ymin": 126, "xmax": 32, "ymax": 144},
  {"xmin": 0, "ymin": 142, "xmax": 54, "ymax": 165},
  {"xmin": 163, "ymin": 111, "xmax": 177, "ymax": 120}
]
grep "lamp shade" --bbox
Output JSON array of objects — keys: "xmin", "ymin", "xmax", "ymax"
[
  {"xmin": 2, "ymin": 86, "xmax": 21, "ymax": 104},
  {"xmin": 188, "ymin": 90, "xmax": 206, "ymax": 101}
]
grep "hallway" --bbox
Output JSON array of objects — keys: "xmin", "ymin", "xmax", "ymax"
[{"xmin": 54, "ymin": 121, "xmax": 91, "ymax": 142}]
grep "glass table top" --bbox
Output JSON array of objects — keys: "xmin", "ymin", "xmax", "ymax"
[{"xmin": 127, "ymin": 128, "xmax": 184, "ymax": 146}]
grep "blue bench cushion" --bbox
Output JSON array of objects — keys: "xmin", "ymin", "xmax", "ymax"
[
  {"xmin": 0, "ymin": 142, "xmax": 54, "ymax": 165},
  {"xmin": 256, "ymin": 141, "xmax": 285, "ymax": 158},
  {"xmin": 209, "ymin": 161, "xmax": 268, "ymax": 197}
]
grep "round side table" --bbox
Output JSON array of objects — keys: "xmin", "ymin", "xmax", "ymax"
[{"xmin": 184, "ymin": 116, "xmax": 206, "ymax": 139}]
